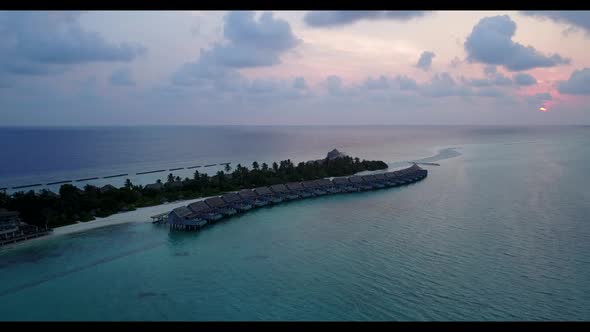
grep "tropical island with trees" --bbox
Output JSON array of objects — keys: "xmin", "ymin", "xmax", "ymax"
[{"xmin": 0, "ymin": 150, "xmax": 388, "ymax": 229}]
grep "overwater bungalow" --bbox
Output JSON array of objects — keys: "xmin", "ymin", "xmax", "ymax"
[
  {"xmin": 168, "ymin": 206, "xmax": 206, "ymax": 231},
  {"xmin": 161, "ymin": 164, "xmax": 428, "ymax": 233},
  {"xmin": 413, "ymin": 168, "xmax": 427, "ymax": 180},
  {"xmin": 204, "ymin": 197, "xmax": 238, "ymax": 217},
  {"xmin": 373, "ymin": 173, "xmax": 393, "ymax": 187},
  {"xmin": 253, "ymin": 187, "xmax": 283, "ymax": 204},
  {"xmin": 188, "ymin": 201, "xmax": 223, "ymax": 222},
  {"xmin": 362, "ymin": 174, "xmax": 386, "ymax": 189},
  {"xmin": 332, "ymin": 177, "xmax": 358, "ymax": 192},
  {"xmin": 316, "ymin": 178, "xmax": 341, "ymax": 194},
  {"xmin": 301, "ymin": 180, "xmax": 328, "ymax": 196},
  {"xmin": 391, "ymin": 171, "xmax": 408, "ymax": 184},
  {"xmin": 286, "ymin": 182, "xmax": 313, "ymax": 198},
  {"xmin": 221, "ymin": 193, "xmax": 252, "ymax": 212},
  {"xmin": 405, "ymin": 166, "xmax": 420, "ymax": 180},
  {"xmin": 408, "ymin": 165, "xmax": 426, "ymax": 180},
  {"xmin": 349, "ymin": 176, "xmax": 373, "ymax": 191},
  {"xmin": 238, "ymin": 189, "xmax": 270, "ymax": 207},
  {"xmin": 385, "ymin": 172, "xmax": 404, "ymax": 185},
  {"xmin": 269, "ymin": 184, "xmax": 300, "ymax": 201}
]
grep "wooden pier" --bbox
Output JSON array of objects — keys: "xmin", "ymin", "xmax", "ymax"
[
  {"xmin": 150, "ymin": 212, "xmax": 168, "ymax": 224},
  {"xmin": 0, "ymin": 229, "xmax": 52, "ymax": 247},
  {"xmin": 411, "ymin": 162, "xmax": 440, "ymax": 166}
]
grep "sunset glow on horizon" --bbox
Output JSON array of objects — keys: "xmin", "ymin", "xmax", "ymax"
[{"xmin": 0, "ymin": 10, "xmax": 589, "ymax": 125}]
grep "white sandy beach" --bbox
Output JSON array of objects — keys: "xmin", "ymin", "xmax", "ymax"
[
  {"xmin": 52, "ymin": 196, "xmax": 214, "ymax": 236},
  {"xmin": 3, "ymin": 195, "xmax": 218, "ymax": 250},
  {"xmin": 5, "ymin": 164, "xmax": 420, "ymax": 250},
  {"xmin": 51, "ymin": 169, "xmax": 403, "ymax": 238}
]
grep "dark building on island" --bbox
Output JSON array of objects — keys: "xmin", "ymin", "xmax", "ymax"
[
  {"xmin": 1, "ymin": 208, "xmax": 52, "ymax": 246},
  {"xmin": 0, "ymin": 209, "xmax": 23, "ymax": 240}
]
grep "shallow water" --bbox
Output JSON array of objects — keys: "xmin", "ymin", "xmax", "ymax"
[{"xmin": 1, "ymin": 126, "xmax": 589, "ymax": 320}]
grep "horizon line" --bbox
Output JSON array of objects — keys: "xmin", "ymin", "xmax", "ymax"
[{"xmin": 1, "ymin": 124, "xmax": 589, "ymax": 128}]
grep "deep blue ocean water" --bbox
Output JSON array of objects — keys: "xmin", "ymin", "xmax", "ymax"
[{"xmin": 0, "ymin": 126, "xmax": 589, "ymax": 320}]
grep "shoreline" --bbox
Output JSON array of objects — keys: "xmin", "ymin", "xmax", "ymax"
[
  {"xmin": 2, "ymin": 155, "xmax": 449, "ymax": 250},
  {"xmin": 2, "ymin": 194, "xmax": 219, "ymax": 250}
]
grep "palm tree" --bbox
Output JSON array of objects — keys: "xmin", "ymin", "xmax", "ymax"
[
  {"xmin": 216, "ymin": 170, "xmax": 226, "ymax": 189},
  {"xmin": 224, "ymin": 164, "xmax": 232, "ymax": 173},
  {"xmin": 124, "ymin": 179, "xmax": 133, "ymax": 189},
  {"xmin": 167, "ymin": 173, "xmax": 174, "ymax": 184},
  {"xmin": 261, "ymin": 163, "xmax": 269, "ymax": 171},
  {"xmin": 193, "ymin": 170, "xmax": 200, "ymax": 180},
  {"xmin": 252, "ymin": 161, "xmax": 259, "ymax": 170},
  {"xmin": 272, "ymin": 162, "xmax": 279, "ymax": 172}
]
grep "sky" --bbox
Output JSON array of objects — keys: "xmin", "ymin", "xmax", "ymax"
[{"xmin": 0, "ymin": 10, "xmax": 589, "ymax": 126}]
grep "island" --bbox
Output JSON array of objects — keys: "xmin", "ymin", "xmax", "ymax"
[{"xmin": 0, "ymin": 150, "xmax": 391, "ymax": 230}]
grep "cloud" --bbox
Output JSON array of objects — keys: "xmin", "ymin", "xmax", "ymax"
[
  {"xmin": 526, "ymin": 92, "xmax": 552, "ymax": 107},
  {"xmin": 303, "ymin": 11, "xmax": 429, "ymax": 27},
  {"xmin": 481, "ymin": 66, "xmax": 513, "ymax": 86},
  {"xmin": 484, "ymin": 65, "xmax": 497, "ymax": 76},
  {"xmin": 419, "ymin": 72, "xmax": 472, "ymax": 97},
  {"xmin": 463, "ymin": 77, "xmax": 492, "ymax": 87},
  {"xmin": 460, "ymin": 68, "xmax": 513, "ymax": 88},
  {"xmin": 172, "ymin": 51, "xmax": 242, "ymax": 88},
  {"xmin": 293, "ymin": 77, "xmax": 307, "ymax": 89},
  {"xmin": 172, "ymin": 11, "xmax": 300, "ymax": 88},
  {"xmin": 327, "ymin": 72, "xmax": 486, "ymax": 100},
  {"xmin": 0, "ymin": 11, "xmax": 146, "ymax": 76},
  {"xmin": 513, "ymin": 73, "xmax": 537, "ymax": 86},
  {"xmin": 535, "ymin": 93, "xmax": 552, "ymax": 100},
  {"xmin": 364, "ymin": 76, "xmax": 390, "ymax": 90},
  {"xmin": 247, "ymin": 78, "xmax": 277, "ymax": 93},
  {"xmin": 464, "ymin": 15, "xmax": 570, "ymax": 71},
  {"xmin": 242, "ymin": 78, "xmax": 312, "ymax": 101},
  {"xmin": 449, "ymin": 57, "xmax": 463, "ymax": 68},
  {"xmin": 557, "ymin": 68, "xmax": 590, "ymax": 95},
  {"xmin": 212, "ymin": 11, "xmax": 300, "ymax": 68},
  {"xmin": 521, "ymin": 11, "xmax": 590, "ymax": 35},
  {"xmin": 416, "ymin": 51, "xmax": 436, "ymax": 71},
  {"xmin": 110, "ymin": 68, "xmax": 136, "ymax": 86},
  {"xmin": 491, "ymin": 74, "xmax": 513, "ymax": 86},
  {"xmin": 3, "ymin": 62, "xmax": 66, "ymax": 76},
  {"xmin": 394, "ymin": 75, "xmax": 418, "ymax": 90},
  {"xmin": 475, "ymin": 88, "xmax": 505, "ymax": 98},
  {"xmin": 325, "ymin": 75, "xmax": 343, "ymax": 95}
]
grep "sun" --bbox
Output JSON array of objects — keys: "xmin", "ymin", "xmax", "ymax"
[{"xmin": 539, "ymin": 107, "xmax": 547, "ymax": 112}]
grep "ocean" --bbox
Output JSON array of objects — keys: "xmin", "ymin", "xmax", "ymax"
[{"xmin": 0, "ymin": 125, "xmax": 589, "ymax": 320}]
